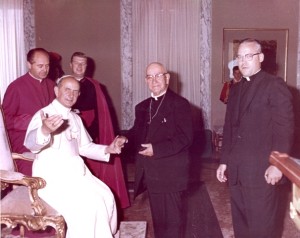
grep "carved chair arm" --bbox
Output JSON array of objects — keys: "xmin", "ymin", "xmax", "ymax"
[
  {"xmin": 12, "ymin": 152, "xmax": 35, "ymax": 161},
  {"xmin": 1, "ymin": 170, "xmax": 47, "ymax": 216}
]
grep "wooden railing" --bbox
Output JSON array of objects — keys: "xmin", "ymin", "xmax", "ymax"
[
  {"xmin": 269, "ymin": 151, "xmax": 300, "ymax": 230},
  {"xmin": 269, "ymin": 151, "xmax": 300, "ymax": 187}
]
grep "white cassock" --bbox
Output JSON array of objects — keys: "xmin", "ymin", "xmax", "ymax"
[{"xmin": 24, "ymin": 99, "xmax": 117, "ymax": 238}]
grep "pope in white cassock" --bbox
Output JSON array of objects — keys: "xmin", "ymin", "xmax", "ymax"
[{"xmin": 24, "ymin": 75, "xmax": 126, "ymax": 238}]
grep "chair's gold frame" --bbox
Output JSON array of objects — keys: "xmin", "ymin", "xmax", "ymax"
[
  {"xmin": 1, "ymin": 166, "xmax": 66, "ymax": 237},
  {"xmin": 0, "ymin": 105, "xmax": 66, "ymax": 238}
]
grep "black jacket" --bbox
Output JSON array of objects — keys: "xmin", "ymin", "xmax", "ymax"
[
  {"xmin": 125, "ymin": 89, "xmax": 193, "ymax": 197},
  {"xmin": 221, "ymin": 70, "xmax": 294, "ymax": 186}
]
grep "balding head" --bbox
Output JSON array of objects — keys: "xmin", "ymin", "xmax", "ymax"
[
  {"xmin": 54, "ymin": 75, "xmax": 80, "ymax": 108},
  {"xmin": 145, "ymin": 62, "xmax": 170, "ymax": 96},
  {"xmin": 27, "ymin": 48, "xmax": 50, "ymax": 80}
]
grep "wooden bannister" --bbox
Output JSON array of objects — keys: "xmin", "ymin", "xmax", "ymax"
[
  {"xmin": 269, "ymin": 151, "xmax": 300, "ymax": 230},
  {"xmin": 269, "ymin": 151, "xmax": 300, "ymax": 187}
]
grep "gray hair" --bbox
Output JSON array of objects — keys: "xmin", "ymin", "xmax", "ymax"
[{"xmin": 56, "ymin": 75, "xmax": 78, "ymax": 87}]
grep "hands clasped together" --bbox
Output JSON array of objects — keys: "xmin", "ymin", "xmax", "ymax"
[
  {"xmin": 105, "ymin": 134, "xmax": 154, "ymax": 157},
  {"xmin": 105, "ymin": 136, "xmax": 128, "ymax": 155}
]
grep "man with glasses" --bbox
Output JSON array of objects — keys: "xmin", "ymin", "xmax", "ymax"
[
  {"xmin": 216, "ymin": 38, "xmax": 294, "ymax": 237},
  {"xmin": 2, "ymin": 48, "xmax": 56, "ymax": 176},
  {"xmin": 120, "ymin": 62, "xmax": 193, "ymax": 238},
  {"xmin": 70, "ymin": 52, "xmax": 130, "ymax": 209}
]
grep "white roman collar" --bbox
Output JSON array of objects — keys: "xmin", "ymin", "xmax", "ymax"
[{"xmin": 151, "ymin": 91, "xmax": 167, "ymax": 101}]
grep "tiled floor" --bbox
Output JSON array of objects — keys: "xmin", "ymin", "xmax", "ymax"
[{"xmin": 121, "ymin": 155, "xmax": 300, "ymax": 238}]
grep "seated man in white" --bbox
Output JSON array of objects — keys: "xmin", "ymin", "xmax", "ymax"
[{"xmin": 24, "ymin": 75, "xmax": 126, "ymax": 238}]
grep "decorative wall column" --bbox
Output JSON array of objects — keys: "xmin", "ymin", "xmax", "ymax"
[
  {"xmin": 199, "ymin": 0, "xmax": 212, "ymax": 129},
  {"xmin": 120, "ymin": 0, "xmax": 134, "ymax": 129},
  {"xmin": 23, "ymin": 0, "xmax": 35, "ymax": 53},
  {"xmin": 120, "ymin": 0, "xmax": 212, "ymax": 130}
]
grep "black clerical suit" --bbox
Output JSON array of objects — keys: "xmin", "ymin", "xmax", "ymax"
[
  {"xmin": 125, "ymin": 89, "xmax": 193, "ymax": 238},
  {"xmin": 221, "ymin": 70, "xmax": 294, "ymax": 238}
]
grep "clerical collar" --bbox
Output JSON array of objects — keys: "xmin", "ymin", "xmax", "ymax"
[
  {"xmin": 52, "ymin": 99, "xmax": 72, "ymax": 119},
  {"xmin": 151, "ymin": 91, "xmax": 167, "ymax": 101},
  {"xmin": 75, "ymin": 76, "xmax": 84, "ymax": 81},
  {"xmin": 29, "ymin": 72, "xmax": 43, "ymax": 82},
  {"xmin": 244, "ymin": 69, "xmax": 261, "ymax": 82}
]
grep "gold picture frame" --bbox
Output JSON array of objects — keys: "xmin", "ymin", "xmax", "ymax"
[{"xmin": 222, "ymin": 28, "xmax": 289, "ymax": 83}]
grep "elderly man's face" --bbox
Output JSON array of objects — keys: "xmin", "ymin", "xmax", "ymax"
[
  {"xmin": 55, "ymin": 77, "xmax": 80, "ymax": 108},
  {"xmin": 237, "ymin": 42, "xmax": 264, "ymax": 77},
  {"xmin": 145, "ymin": 63, "xmax": 170, "ymax": 96}
]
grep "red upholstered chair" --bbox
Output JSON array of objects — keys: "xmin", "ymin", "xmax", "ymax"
[{"xmin": 0, "ymin": 104, "xmax": 66, "ymax": 238}]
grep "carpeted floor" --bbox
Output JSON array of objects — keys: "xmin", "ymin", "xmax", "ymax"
[
  {"xmin": 184, "ymin": 181, "xmax": 223, "ymax": 238},
  {"xmin": 123, "ymin": 181, "xmax": 223, "ymax": 238},
  {"xmin": 122, "ymin": 158, "xmax": 300, "ymax": 238}
]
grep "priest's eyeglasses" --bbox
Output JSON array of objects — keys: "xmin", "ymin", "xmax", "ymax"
[
  {"xmin": 236, "ymin": 53, "xmax": 261, "ymax": 62},
  {"xmin": 146, "ymin": 73, "xmax": 167, "ymax": 81}
]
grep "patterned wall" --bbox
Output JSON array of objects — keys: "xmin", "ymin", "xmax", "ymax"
[
  {"xmin": 24, "ymin": 1, "xmax": 300, "ymax": 129},
  {"xmin": 120, "ymin": 0, "xmax": 212, "ymax": 130},
  {"xmin": 23, "ymin": 0, "xmax": 35, "ymax": 52}
]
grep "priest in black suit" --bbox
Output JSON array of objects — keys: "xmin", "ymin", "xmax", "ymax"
[
  {"xmin": 217, "ymin": 38, "xmax": 294, "ymax": 238},
  {"xmin": 122, "ymin": 62, "xmax": 193, "ymax": 238}
]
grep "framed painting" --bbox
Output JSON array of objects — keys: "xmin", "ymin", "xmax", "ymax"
[{"xmin": 222, "ymin": 28, "xmax": 289, "ymax": 83}]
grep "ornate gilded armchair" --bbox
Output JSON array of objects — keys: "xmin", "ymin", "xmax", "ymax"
[{"xmin": 0, "ymin": 105, "xmax": 66, "ymax": 238}]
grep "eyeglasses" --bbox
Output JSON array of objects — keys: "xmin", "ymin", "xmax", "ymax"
[
  {"xmin": 146, "ymin": 73, "xmax": 167, "ymax": 81},
  {"xmin": 236, "ymin": 53, "xmax": 261, "ymax": 61}
]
